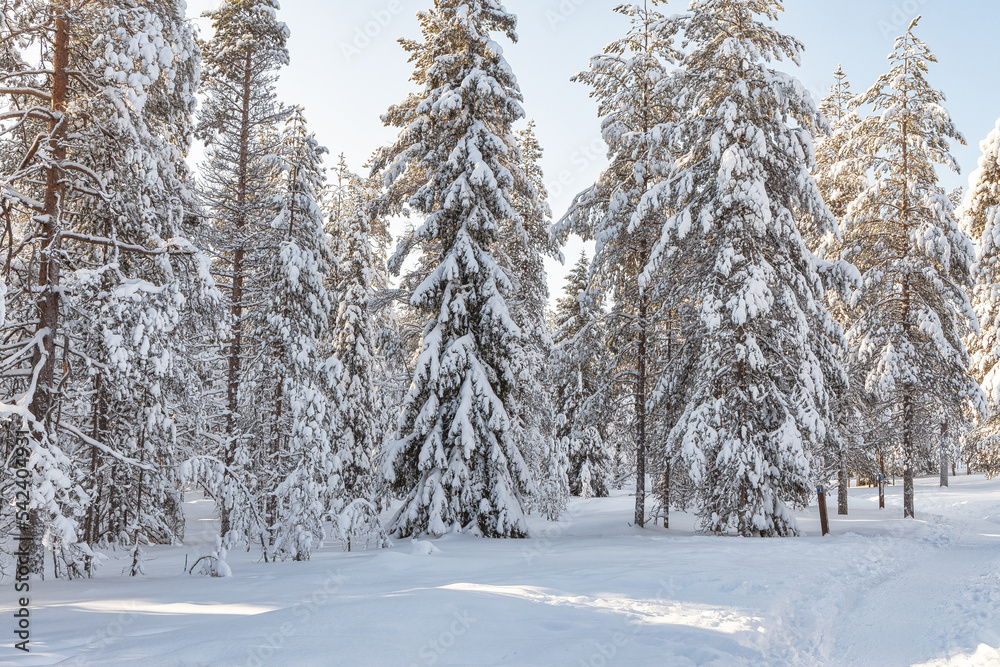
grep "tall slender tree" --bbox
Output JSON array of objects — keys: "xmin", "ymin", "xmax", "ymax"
[
  {"xmin": 843, "ymin": 17, "xmax": 985, "ymax": 518},
  {"xmin": 254, "ymin": 109, "xmax": 339, "ymax": 561},
  {"xmin": 195, "ymin": 0, "xmax": 290, "ymax": 542},
  {"xmin": 373, "ymin": 0, "xmax": 534, "ymax": 538},
  {"xmin": 810, "ymin": 66, "xmax": 869, "ymax": 516},
  {"xmin": 506, "ymin": 121, "xmax": 563, "ymax": 517},
  {"xmin": 330, "ymin": 161, "xmax": 382, "ymax": 509},
  {"xmin": 551, "ymin": 253, "xmax": 613, "ymax": 498},
  {"xmin": 559, "ymin": 0, "xmax": 680, "ymax": 527}
]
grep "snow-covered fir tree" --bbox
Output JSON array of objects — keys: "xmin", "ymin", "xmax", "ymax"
[
  {"xmin": 808, "ymin": 66, "xmax": 870, "ymax": 516},
  {"xmin": 373, "ymin": 0, "xmax": 535, "ymax": 538},
  {"xmin": 843, "ymin": 17, "xmax": 985, "ymax": 518},
  {"xmin": 559, "ymin": 0, "xmax": 680, "ymax": 527},
  {"xmin": 811, "ymin": 66, "xmax": 866, "ymax": 258},
  {"xmin": 962, "ymin": 118, "xmax": 1000, "ymax": 470},
  {"xmin": 637, "ymin": 0, "xmax": 847, "ymax": 536},
  {"xmin": 194, "ymin": 0, "xmax": 291, "ymax": 544},
  {"xmin": 506, "ymin": 122, "xmax": 564, "ymax": 518},
  {"xmin": 329, "ymin": 159, "xmax": 382, "ymax": 511},
  {"xmin": 960, "ymin": 118, "xmax": 1000, "ymax": 243},
  {"xmin": 248, "ymin": 108, "xmax": 340, "ymax": 562},
  {"xmin": 551, "ymin": 253, "xmax": 613, "ymax": 499},
  {"xmin": 0, "ymin": 0, "xmax": 210, "ymax": 576}
]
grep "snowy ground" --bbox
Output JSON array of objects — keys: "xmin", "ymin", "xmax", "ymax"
[{"xmin": 5, "ymin": 474, "xmax": 1000, "ymax": 666}]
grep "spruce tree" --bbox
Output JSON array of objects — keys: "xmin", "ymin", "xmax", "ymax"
[
  {"xmin": 843, "ymin": 17, "xmax": 985, "ymax": 517},
  {"xmin": 329, "ymin": 158, "xmax": 381, "ymax": 510},
  {"xmin": 374, "ymin": 0, "xmax": 534, "ymax": 538},
  {"xmin": 640, "ymin": 0, "xmax": 846, "ymax": 536},
  {"xmin": 506, "ymin": 121, "xmax": 564, "ymax": 517},
  {"xmin": 252, "ymin": 108, "xmax": 340, "ymax": 561},
  {"xmin": 810, "ymin": 66, "xmax": 869, "ymax": 516},
  {"xmin": 551, "ymin": 253, "xmax": 613, "ymax": 498},
  {"xmin": 811, "ymin": 66, "xmax": 867, "ymax": 258},
  {"xmin": 963, "ymin": 118, "xmax": 1000, "ymax": 468}
]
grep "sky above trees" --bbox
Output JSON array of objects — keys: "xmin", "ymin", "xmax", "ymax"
[{"xmin": 184, "ymin": 0, "xmax": 1000, "ymax": 294}]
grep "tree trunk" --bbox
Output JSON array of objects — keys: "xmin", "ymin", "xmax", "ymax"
[
  {"xmin": 837, "ymin": 452, "xmax": 849, "ymax": 516},
  {"xmin": 939, "ymin": 420, "xmax": 948, "ymax": 487},
  {"xmin": 660, "ymin": 462, "xmax": 670, "ymax": 529},
  {"xmin": 634, "ymin": 297, "xmax": 647, "ymax": 528},
  {"xmin": 22, "ymin": 0, "xmax": 72, "ymax": 578},
  {"xmin": 221, "ymin": 50, "xmax": 255, "ymax": 541},
  {"xmin": 902, "ymin": 392, "xmax": 915, "ymax": 518}
]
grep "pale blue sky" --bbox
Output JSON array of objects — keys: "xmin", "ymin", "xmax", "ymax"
[{"xmin": 185, "ymin": 0, "xmax": 1000, "ymax": 296}]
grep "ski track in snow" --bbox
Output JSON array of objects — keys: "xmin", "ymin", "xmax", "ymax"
[{"xmin": 4, "ymin": 476, "xmax": 1000, "ymax": 666}]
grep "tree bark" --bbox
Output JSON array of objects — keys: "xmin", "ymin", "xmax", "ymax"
[
  {"xmin": 634, "ymin": 297, "xmax": 647, "ymax": 528},
  {"xmin": 837, "ymin": 451, "xmax": 849, "ymax": 515},
  {"xmin": 902, "ymin": 391, "xmax": 915, "ymax": 518},
  {"xmin": 23, "ymin": 0, "xmax": 72, "ymax": 577},
  {"xmin": 221, "ymin": 50, "xmax": 254, "ymax": 540}
]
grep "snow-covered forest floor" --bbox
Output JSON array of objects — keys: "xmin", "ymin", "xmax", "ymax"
[{"xmin": 10, "ymin": 474, "xmax": 1000, "ymax": 666}]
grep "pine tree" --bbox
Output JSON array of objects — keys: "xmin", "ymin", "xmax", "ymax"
[
  {"xmin": 811, "ymin": 66, "xmax": 867, "ymax": 258},
  {"xmin": 843, "ymin": 17, "xmax": 985, "ymax": 517},
  {"xmin": 551, "ymin": 253, "xmax": 613, "ymax": 499},
  {"xmin": 960, "ymin": 118, "xmax": 1000, "ymax": 242},
  {"xmin": 638, "ymin": 0, "xmax": 846, "ymax": 536},
  {"xmin": 374, "ymin": 0, "xmax": 534, "ymax": 538},
  {"xmin": 1, "ymin": 0, "xmax": 208, "ymax": 576},
  {"xmin": 559, "ymin": 0, "xmax": 680, "ymax": 527},
  {"xmin": 195, "ymin": 0, "xmax": 290, "ymax": 543}
]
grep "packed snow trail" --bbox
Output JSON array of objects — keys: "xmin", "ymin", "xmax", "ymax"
[{"xmin": 5, "ymin": 476, "xmax": 1000, "ymax": 666}]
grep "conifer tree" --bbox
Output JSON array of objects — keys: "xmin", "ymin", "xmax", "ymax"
[
  {"xmin": 559, "ymin": 0, "xmax": 680, "ymax": 527},
  {"xmin": 251, "ymin": 108, "xmax": 340, "ymax": 561},
  {"xmin": 374, "ymin": 0, "xmax": 534, "ymax": 538},
  {"xmin": 963, "ymin": 118, "xmax": 1000, "ymax": 468},
  {"xmin": 638, "ymin": 0, "xmax": 846, "ymax": 536},
  {"xmin": 843, "ymin": 17, "xmax": 985, "ymax": 518},
  {"xmin": 195, "ymin": 0, "xmax": 290, "ymax": 542},
  {"xmin": 960, "ymin": 118, "xmax": 1000, "ymax": 243},
  {"xmin": 810, "ymin": 66, "xmax": 869, "ymax": 516},
  {"xmin": 812, "ymin": 66, "xmax": 866, "ymax": 258},
  {"xmin": 506, "ymin": 122, "xmax": 563, "ymax": 517},
  {"xmin": 330, "ymin": 160, "xmax": 382, "ymax": 509},
  {"xmin": 551, "ymin": 253, "xmax": 612, "ymax": 498},
  {"xmin": 1, "ymin": 0, "xmax": 208, "ymax": 575}
]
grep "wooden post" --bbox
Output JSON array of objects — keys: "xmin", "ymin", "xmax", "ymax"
[
  {"xmin": 878, "ymin": 474, "xmax": 885, "ymax": 509},
  {"xmin": 817, "ymin": 485, "xmax": 830, "ymax": 536}
]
